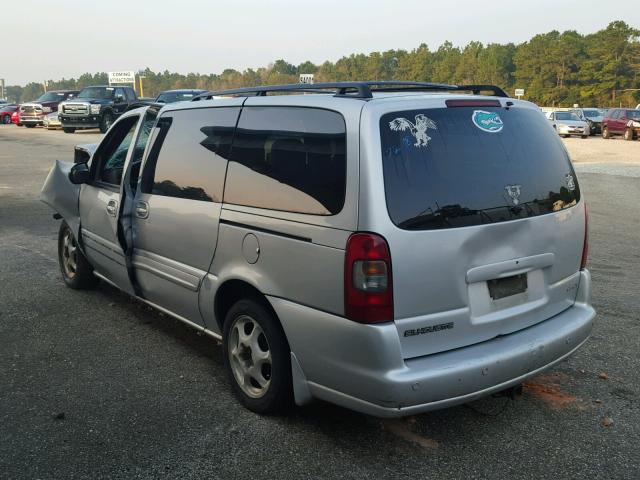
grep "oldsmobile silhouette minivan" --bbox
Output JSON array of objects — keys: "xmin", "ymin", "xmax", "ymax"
[{"xmin": 41, "ymin": 81, "xmax": 595, "ymax": 417}]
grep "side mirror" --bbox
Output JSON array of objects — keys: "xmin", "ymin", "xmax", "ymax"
[
  {"xmin": 69, "ymin": 163, "xmax": 91, "ymax": 184},
  {"xmin": 115, "ymin": 95, "xmax": 125, "ymax": 103}
]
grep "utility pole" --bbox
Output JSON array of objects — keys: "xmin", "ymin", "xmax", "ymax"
[
  {"xmin": 137, "ymin": 70, "xmax": 146, "ymax": 98},
  {"xmin": 0, "ymin": 78, "xmax": 5, "ymax": 100}
]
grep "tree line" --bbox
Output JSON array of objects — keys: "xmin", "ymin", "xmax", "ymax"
[{"xmin": 5, "ymin": 21, "xmax": 639, "ymax": 107}]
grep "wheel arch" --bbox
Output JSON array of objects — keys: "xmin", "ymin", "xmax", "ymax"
[{"xmin": 214, "ymin": 278, "xmax": 283, "ymax": 335}]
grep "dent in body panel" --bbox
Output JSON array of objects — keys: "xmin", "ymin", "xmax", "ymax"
[{"xmin": 40, "ymin": 160, "xmax": 81, "ymax": 237}]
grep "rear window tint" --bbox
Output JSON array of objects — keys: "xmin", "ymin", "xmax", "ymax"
[
  {"xmin": 224, "ymin": 107, "xmax": 346, "ymax": 215},
  {"xmin": 380, "ymin": 106, "xmax": 580, "ymax": 230}
]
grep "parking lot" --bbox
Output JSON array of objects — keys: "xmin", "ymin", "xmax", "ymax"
[{"xmin": 1, "ymin": 125, "xmax": 639, "ymax": 479}]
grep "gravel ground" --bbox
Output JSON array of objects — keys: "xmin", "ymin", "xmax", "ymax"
[{"xmin": 1, "ymin": 125, "xmax": 639, "ymax": 480}]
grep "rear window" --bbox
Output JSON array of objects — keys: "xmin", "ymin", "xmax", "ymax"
[{"xmin": 380, "ymin": 106, "xmax": 580, "ymax": 230}]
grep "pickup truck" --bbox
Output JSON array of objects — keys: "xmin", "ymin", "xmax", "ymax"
[
  {"xmin": 19, "ymin": 90, "xmax": 79, "ymax": 128},
  {"xmin": 58, "ymin": 85, "xmax": 138, "ymax": 133}
]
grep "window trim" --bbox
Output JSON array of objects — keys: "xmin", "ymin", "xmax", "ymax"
[{"xmin": 223, "ymin": 105, "xmax": 348, "ymax": 217}]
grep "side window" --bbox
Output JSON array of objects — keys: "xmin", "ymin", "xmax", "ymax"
[
  {"xmin": 126, "ymin": 88, "xmax": 136, "ymax": 101},
  {"xmin": 95, "ymin": 116, "xmax": 139, "ymax": 186},
  {"xmin": 224, "ymin": 107, "xmax": 346, "ymax": 215},
  {"xmin": 129, "ymin": 109, "xmax": 157, "ymax": 189},
  {"xmin": 611, "ymin": 109, "xmax": 621, "ymax": 119},
  {"xmin": 115, "ymin": 88, "xmax": 126, "ymax": 102},
  {"xmin": 141, "ymin": 107, "xmax": 239, "ymax": 202}
]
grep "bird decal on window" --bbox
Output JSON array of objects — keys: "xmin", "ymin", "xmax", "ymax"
[{"xmin": 389, "ymin": 114, "xmax": 437, "ymax": 147}]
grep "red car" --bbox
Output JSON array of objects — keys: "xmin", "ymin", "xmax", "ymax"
[
  {"xmin": 11, "ymin": 107, "xmax": 23, "ymax": 126},
  {"xmin": 0, "ymin": 104, "xmax": 18, "ymax": 125},
  {"xmin": 602, "ymin": 108, "xmax": 640, "ymax": 141}
]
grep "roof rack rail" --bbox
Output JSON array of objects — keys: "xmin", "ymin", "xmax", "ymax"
[{"xmin": 192, "ymin": 81, "xmax": 509, "ymax": 101}]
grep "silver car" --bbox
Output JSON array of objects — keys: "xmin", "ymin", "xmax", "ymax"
[
  {"xmin": 41, "ymin": 82, "xmax": 595, "ymax": 417},
  {"xmin": 43, "ymin": 111, "xmax": 62, "ymax": 130},
  {"xmin": 546, "ymin": 111, "xmax": 590, "ymax": 138}
]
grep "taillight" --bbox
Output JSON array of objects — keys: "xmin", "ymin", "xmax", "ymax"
[
  {"xmin": 344, "ymin": 233, "xmax": 393, "ymax": 323},
  {"xmin": 581, "ymin": 204, "xmax": 589, "ymax": 270}
]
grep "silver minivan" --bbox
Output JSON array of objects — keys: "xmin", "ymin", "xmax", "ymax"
[{"xmin": 41, "ymin": 82, "xmax": 595, "ymax": 417}]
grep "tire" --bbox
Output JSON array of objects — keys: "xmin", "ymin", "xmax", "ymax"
[
  {"xmin": 561, "ymin": 134, "xmax": 569, "ymax": 138},
  {"xmin": 57, "ymin": 221, "xmax": 98, "ymax": 289},
  {"xmin": 99, "ymin": 112, "xmax": 113, "ymax": 134},
  {"xmin": 602, "ymin": 126, "xmax": 610, "ymax": 139},
  {"xmin": 63, "ymin": 127, "xmax": 76, "ymax": 134},
  {"xmin": 25, "ymin": 124, "xmax": 36, "ymax": 128},
  {"xmin": 1, "ymin": 115, "xmax": 10, "ymax": 124},
  {"xmin": 222, "ymin": 298, "xmax": 293, "ymax": 414},
  {"xmin": 581, "ymin": 135, "xmax": 588, "ymax": 139},
  {"xmin": 624, "ymin": 128, "xmax": 635, "ymax": 141}
]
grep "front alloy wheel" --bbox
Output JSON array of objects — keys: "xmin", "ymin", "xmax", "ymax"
[
  {"xmin": 228, "ymin": 315, "xmax": 272, "ymax": 398},
  {"xmin": 57, "ymin": 221, "xmax": 98, "ymax": 289},
  {"xmin": 61, "ymin": 228, "xmax": 78, "ymax": 279},
  {"xmin": 624, "ymin": 128, "xmax": 635, "ymax": 141}
]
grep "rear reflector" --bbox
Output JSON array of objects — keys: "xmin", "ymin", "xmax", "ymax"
[
  {"xmin": 344, "ymin": 233, "xmax": 393, "ymax": 323},
  {"xmin": 446, "ymin": 99, "xmax": 502, "ymax": 108},
  {"xmin": 581, "ymin": 204, "xmax": 589, "ymax": 270}
]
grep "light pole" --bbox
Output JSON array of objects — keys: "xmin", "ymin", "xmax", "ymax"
[{"xmin": 137, "ymin": 70, "xmax": 147, "ymax": 98}]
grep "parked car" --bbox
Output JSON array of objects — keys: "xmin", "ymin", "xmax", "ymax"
[
  {"xmin": 545, "ymin": 111, "xmax": 589, "ymax": 138},
  {"xmin": 19, "ymin": 90, "xmax": 79, "ymax": 128},
  {"xmin": 602, "ymin": 108, "xmax": 640, "ymax": 140},
  {"xmin": 58, "ymin": 85, "xmax": 138, "ymax": 133},
  {"xmin": 569, "ymin": 108, "xmax": 604, "ymax": 135},
  {"xmin": 43, "ymin": 111, "xmax": 62, "ymax": 130},
  {"xmin": 41, "ymin": 81, "xmax": 594, "ymax": 417},
  {"xmin": 155, "ymin": 89, "xmax": 207, "ymax": 104},
  {"xmin": 11, "ymin": 107, "xmax": 22, "ymax": 126},
  {"xmin": 0, "ymin": 104, "xmax": 18, "ymax": 124}
]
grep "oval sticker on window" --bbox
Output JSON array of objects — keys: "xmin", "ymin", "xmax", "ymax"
[{"xmin": 472, "ymin": 110, "xmax": 503, "ymax": 133}]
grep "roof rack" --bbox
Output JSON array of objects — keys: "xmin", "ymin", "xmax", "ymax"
[{"xmin": 192, "ymin": 81, "xmax": 509, "ymax": 101}]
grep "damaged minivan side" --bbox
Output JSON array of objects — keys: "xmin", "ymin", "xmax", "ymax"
[{"xmin": 41, "ymin": 82, "xmax": 595, "ymax": 417}]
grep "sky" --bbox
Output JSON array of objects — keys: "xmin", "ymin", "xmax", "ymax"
[{"xmin": 1, "ymin": 0, "xmax": 639, "ymax": 86}]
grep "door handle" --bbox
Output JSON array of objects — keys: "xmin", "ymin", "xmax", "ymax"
[
  {"xmin": 106, "ymin": 199, "xmax": 118, "ymax": 216},
  {"xmin": 135, "ymin": 201, "xmax": 149, "ymax": 219}
]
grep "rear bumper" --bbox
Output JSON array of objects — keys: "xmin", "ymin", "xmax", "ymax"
[{"xmin": 272, "ymin": 270, "xmax": 594, "ymax": 417}]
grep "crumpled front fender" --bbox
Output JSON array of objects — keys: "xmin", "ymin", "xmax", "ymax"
[{"xmin": 40, "ymin": 160, "xmax": 81, "ymax": 239}]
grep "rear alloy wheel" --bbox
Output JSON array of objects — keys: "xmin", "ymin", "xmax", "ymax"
[
  {"xmin": 58, "ymin": 221, "xmax": 98, "ymax": 289},
  {"xmin": 99, "ymin": 112, "xmax": 113, "ymax": 134},
  {"xmin": 602, "ymin": 126, "xmax": 610, "ymax": 139},
  {"xmin": 63, "ymin": 127, "xmax": 76, "ymax": 134},
  {"xmin": 624, "ymin": 128, "xmax": 635, "ymax": 141},
  {"xmin": 2, "ymin": 115, "xmax": 10, "ymax": 124},
  {"xmin": 223, "ymin": 298, "xmax": 293, "ymax": 414}
]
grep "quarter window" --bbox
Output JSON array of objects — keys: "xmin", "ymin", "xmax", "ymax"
[
  {"xmin": 224, "ymin": 107, "xmax": 346, "ymax": 215},
  {"xmin": 142, "ymin": 107, "xmax": 239, "ymax": 202}
]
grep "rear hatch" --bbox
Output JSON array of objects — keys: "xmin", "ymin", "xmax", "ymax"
[{"xmin": 378, "ymin": 102, "xmax": 585, "ymax": 359}]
